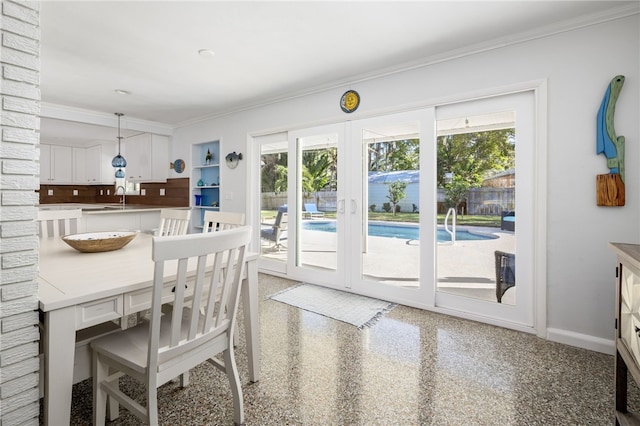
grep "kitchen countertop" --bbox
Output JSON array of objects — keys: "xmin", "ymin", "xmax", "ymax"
[{"xmin": 39, "ymin": 203, "xmax": 189, "ymax": 214}]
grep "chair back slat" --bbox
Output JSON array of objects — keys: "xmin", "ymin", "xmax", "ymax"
[
  {"xmin": 203, "ymin": 253, "xmax": 224, "ymax": 333},
  {"xmin": 150, "ymin": 226, "xmax": 251, "ymax": 371},
  {"xmin": 186, "ymin": 256, "xmax": 208, "ymax": 340},
  {"xmin": 202, "ymin": 211, "xmax": 245, "ymax": 233},
  {"xmin": 158, "ymin": 209, "xmax": 191, "ymax": 236},
  {"xmin": 37, "ymin": 208, "xmax": 82, "ymax": 238}
]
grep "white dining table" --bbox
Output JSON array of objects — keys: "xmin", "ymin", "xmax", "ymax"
[{"xmin": 38, "ymin": 232, "xmax": 260, "ymax": 426}]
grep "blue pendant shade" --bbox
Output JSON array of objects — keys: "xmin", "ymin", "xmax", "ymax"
[
  {"xmin": 112, "ymin": 154, "xmax": 127, "ymax": 168},
  {"xmin": 112, "ymin": 112, "xmax": 127, "ymax": 176}
]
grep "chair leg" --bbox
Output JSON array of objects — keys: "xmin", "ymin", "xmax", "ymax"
[
  {"xmin": 107, "ymin": 372, "xmax": 120, "ymax": 421},
  {"xmin": 93, "ymin": 353, "xmax": 109, "ymax": 426},
  {"xmin": 107, "ymin": 398, "xmax": 119, "ymax": 421},
  {"xmin": 180, "ymin": 371, "xmax": 190, "ymax": 387},
  {"xmin": 223, "ymin": 347, "xmax": 244, "ymax": 425},
  {"xmin": 147, "ymin": 386, "xmax": 159, "ymax": 425}
]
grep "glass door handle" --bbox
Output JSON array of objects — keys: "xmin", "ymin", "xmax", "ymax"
[
  {"xmin": 337, "ymin": 199, "xmax": 345, "ymax": 213},
  {"xmin": 350, "ymin": 199, "xmax": 357, "ymax": 214}
]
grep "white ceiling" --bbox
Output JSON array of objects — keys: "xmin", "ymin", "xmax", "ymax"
[{"xmin": 39, "ymin": 1, "xmax": 638, "ymax": 142}]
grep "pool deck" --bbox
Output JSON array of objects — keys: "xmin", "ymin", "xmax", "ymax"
[{"xmin": 261, "ymin": 223, "xmax": 516, "ymax": 304}]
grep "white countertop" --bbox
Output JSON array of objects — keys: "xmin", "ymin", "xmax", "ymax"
[{"xmin": 39, "ymin": 203, "xmax": 189, "ymax": 214}]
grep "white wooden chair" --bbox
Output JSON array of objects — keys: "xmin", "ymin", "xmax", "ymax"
[
  {"xmin": 133, "ymin": 209, "xmax": 191, "ymax": 326},
  {"xmin": 91, "ymin": 226, "xmax": 251, "ymax": 426},
  {"xmin": 158, "ymin": 208, "xmax": 191, "ymax": 236},
  {"xmin": 202, "ymin": 210, "xmax": 245, "ymax": 233},
  {"xmin": 37, "ymin": 208, "xmax": 82, "ymax": 238}
]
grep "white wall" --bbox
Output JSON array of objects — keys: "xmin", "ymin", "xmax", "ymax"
[{"xmin": 172, "ymin": 15, "xmax": 640, "ymax": 351}]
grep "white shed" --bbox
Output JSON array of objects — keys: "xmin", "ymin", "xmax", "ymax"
[{"xmin": 368, "ymin": 170, "xmax": 420, "ymax": 213}]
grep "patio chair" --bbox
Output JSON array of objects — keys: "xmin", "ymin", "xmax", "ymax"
[
  {"xmin": 495, "ymin": 250, "xmax": 515, "ymax": 303},
  {"xmin": 91, "ymin": 227, "xmax": 251, "ymax": 425},
  {"xmin": 303, "ymin": 203, "xmax": 324, "ymax": 218},
  {"xmin": 37, "ymin": 208, "xmax": 82, "ymax": 238},
  {"xmin": 261, "ymin": 205, "xmax": 288, "ymax": 250},
  {"xmin": 501, "ymin": 211, "xmax": 515, "ymax": 232}
]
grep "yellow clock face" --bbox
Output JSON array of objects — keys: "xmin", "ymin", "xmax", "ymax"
[{"xmin": 340, "ymin": 90, "xmax": 360, "ymax": 113}]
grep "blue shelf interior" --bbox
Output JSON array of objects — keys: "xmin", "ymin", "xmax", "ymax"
[
  {"xmin": 200, "ymin": 188, "xmax": 220, "ymax": 207},
  {"xmin": 193, "ymin": 142, "xmax": 220, "ymax": 218},
  {"xmin": 199, "ymin": 167, "xmax": 219, "ymax": 187},
  {"xmin": 198, "ymin": 143, "xmax": 219, "ymax": 167}
]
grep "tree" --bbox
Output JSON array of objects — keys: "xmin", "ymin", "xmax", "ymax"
[
  {"xmin": 437, "ymin": 129, "xmax": 514, "ymax": 187},
  {"xmin": 302, "ymin": 149, "xmax": 332, "ymax": 205},
  {"xmin": 273, "ymin": 164, "xmax": 288, "ymax": 194},
  {"xmin": 368, "ymin": 139, "xmax": 419, "ymax": 172},
  {"xmin": 386, "ymin": 181, "xmax": 408, "ymax": 216},
  {"xmin": 444, "ymin": 174, "xmax": 470, "ymax": 216},
  {"xmin": 261, "ymin": 152, "xmax": 287, "ymax": 193}
]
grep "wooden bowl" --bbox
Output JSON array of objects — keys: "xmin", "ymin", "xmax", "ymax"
[{"xmin": 62, "ymin": 231, "xmax": 138, "ymax": 253}]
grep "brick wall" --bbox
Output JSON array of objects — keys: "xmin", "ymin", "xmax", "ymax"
[{"xmin": 0, "ymin": 1, "xmax": 41, "ymax": 425}]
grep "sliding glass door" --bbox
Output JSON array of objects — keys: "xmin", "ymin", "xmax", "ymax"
[
  {"xmin": 279, "ymin": 111, "xmax": 433, "ymax": 306},
  {"xmin": 348, "ymin": 110, "xmax": 433, "ymax": 305},
  {"xmin": 257, "ymin": 133, "xmax": 289, "ymax": 274},
  {"xmin": 434, "ymin": 91, "xmax": 535, "ymax": 327},
  {"xmin": 288, "ymin": 124, "xmax": 344, "ymax": 287},
  {"xmin": 254, "ymin": 92, "xmax": 537, "ymax": 330}
]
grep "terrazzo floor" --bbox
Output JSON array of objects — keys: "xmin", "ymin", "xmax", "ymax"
[{"xmin": 55, "ymin": 273, "xmax": 639, "ymax": 425}]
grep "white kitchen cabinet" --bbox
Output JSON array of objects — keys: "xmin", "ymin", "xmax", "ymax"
[
  {"xmin": 40, "ymin": 144, "xmax": 73, "ymax": 184},
  {"xmin": 73, "ymin": 147, "xmax": 86, "ymax": 183},
  {"xmin": 40, "ymin": 144, "xmax": 51, "ymax": 183},
  {"xmin": 123, "ymin": 133, "xmax": 168, "ymax": 182},
  {"xmin": 85, "ymin": 144, "xmax": 116, "ymax": 185}
]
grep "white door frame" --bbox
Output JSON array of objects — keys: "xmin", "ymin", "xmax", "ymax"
[
  {"xmin": 249, "ymin": 80, "xmax": 548, "ymax": 338},
  {"xmin": 434, "ymin": 90, "xmax": 536, "ymax": 332}
]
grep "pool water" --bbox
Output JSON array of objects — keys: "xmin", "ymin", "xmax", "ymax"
[{"xmin": 302, "ymin": 221, "xmax": 496, "ymax": 242}]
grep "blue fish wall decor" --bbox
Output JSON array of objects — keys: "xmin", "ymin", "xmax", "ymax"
[{"xmin": 596, "ymin": 75, "xmax": 625, "ymax": 182}]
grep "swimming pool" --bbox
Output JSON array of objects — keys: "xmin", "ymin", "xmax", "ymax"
[{"xmin": 301, "ymin": 221, "xmax": 496, "ymax": 242}]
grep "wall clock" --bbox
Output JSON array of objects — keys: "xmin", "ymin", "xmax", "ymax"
[{"xmin": 340, "ymin": 90, "xmax": 360, "ymax": 113}]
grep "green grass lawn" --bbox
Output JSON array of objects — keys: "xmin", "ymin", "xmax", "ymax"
[{"xmin": 262, "ymin": 210, "xmax": 501, "ymax": 228}]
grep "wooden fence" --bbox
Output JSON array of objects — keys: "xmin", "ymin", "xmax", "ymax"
[{"xmin": 261, "ymin": 187, "xmax": 515, "ymax": 216}]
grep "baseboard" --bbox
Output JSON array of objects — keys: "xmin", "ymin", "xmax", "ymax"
[{"xmin": 547, "ymin": 327, "xmax": 614, "ymax": 355}]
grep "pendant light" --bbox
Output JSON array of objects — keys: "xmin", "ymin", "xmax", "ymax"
[{"xmin": 111, "ymin": 112, "xmax": 127, "ymax": 177}]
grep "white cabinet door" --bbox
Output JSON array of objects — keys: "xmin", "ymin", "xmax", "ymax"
[
  {"xmin": 151, "ymin": 134, "xmax": 169, "ymax": 182},
  {"xmin": 40, "ymin": 144, "xmax": 76, "ymax": 184},
  {"xmin": 123, "ymin": 133, "xmax": 168, "ymax": 182},
  {"xmin": 86, "ymin": 144, "xmax": 117, "ymax": 185},
  {"xmin": 123, "ymin": 134, "xmax": 151, "ymax": 182},
  {"xmin": 50, "ymin": 145, "xmax": 73, "ymax": 183},
  {"xmin": 40, "ymin": 144, "xmax": 52, "ymax": 183},
  {"xmin": 85, "ymin": 145, "xmax": 103, "ymax": 184},
  {"xmin": 73, "ymin": 147, "xmax": 86, "ymax": 183}
]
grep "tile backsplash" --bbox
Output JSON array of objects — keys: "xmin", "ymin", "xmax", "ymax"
[{"xmin": 39, "ymin": 178, "xmax": 189, "ymax": 206}]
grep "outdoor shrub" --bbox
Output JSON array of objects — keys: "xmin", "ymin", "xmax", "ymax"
[
  {"xmin": 395, "ymin": 205, "xmax": 401, "ymax": 213},
  {"xmin": 382, "ymin": 202, "xmax": 392, "ymax": 213},
  {"xmin": 412, "ymin": 203, "xmax": 418, "ymax": 213},
  {"xmin": 369, "ymin": 204, "xmax": 376, "ymax": 212}
]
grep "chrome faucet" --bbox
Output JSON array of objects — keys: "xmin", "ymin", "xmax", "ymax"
[{"xmin": 116, "ymin": 185, "xmax": 126, "ymax": 208}]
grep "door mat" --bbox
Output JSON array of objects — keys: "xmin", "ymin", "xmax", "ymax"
[{"xmin": 269, "ymin": 283, "xmax": 396, "ymax": 329}]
